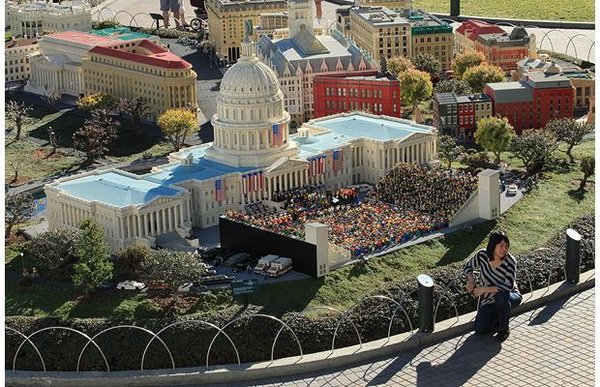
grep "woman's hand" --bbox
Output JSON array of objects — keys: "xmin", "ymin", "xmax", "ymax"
[
  {"xmin": 466, "ymin": 278, "xmax": 476, "ymax": 293},
  {"xmin": 472, "ymin": 286, "xmax": 499, "ymax": 298}
]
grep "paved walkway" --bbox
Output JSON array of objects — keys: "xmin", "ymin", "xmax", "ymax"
[{"xmin": 223, "ymin": 287, "xmax": 595, "ymax": 387}]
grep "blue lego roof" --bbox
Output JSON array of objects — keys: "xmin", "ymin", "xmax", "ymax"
[{"xmin": 56, "ymin": 171, "xmax": 182, "ymax": 207}]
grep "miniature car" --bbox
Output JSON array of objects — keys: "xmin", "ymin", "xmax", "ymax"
[
  {"xmin": 506, "ymin": 184, "xmax": 518, "ymax": 196},
  {"xmin": 116, "ymin": 280, "xmax": 145, "ymax": 290}
]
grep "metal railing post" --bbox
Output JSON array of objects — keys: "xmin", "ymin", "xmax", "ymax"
[
  {"xmin": 450, "ymin": 0, "xmax": 460, "ymax": 17},
  {"xmin": 566, "ymin": 228, "xmax": 582, "ymax": 284},
  {"xmin": 417, "ymin": 274, "xmax": 434, "ymax": 333}
]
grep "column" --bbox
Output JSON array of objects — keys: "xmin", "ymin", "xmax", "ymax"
[
  {"xmin": 178, "ymin": 205, "xmax": 183, "ymax": 227},
  {"xmin": 162, "ymin": 208, "xmax": 167, "ymax": 232},
  {"xmin": 137, "ymin": 214, "xmax": 143, "ymax": 238}
]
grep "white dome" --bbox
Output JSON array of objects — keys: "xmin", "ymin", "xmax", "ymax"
[{"xmin": 219, "ymin": 56, "xmax": 281, "ymax": 101}]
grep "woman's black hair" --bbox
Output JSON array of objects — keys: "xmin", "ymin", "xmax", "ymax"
[{"xmin": 485, "ymin": 230, "xmax": 510, "ymax": 260}]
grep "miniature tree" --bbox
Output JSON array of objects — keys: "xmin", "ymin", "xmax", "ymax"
[
  {"xmin": 434, "ymin": 79, "xmax": 472, "ymax": 95},
  {"xmin": 462, "ymin": 63, "xmax": 505, "ymax": 93},
  {"xmin": 115, "ymin": 244, "xmax": 150, "ymax": 280},
  {"xmin": 451, "ymin": 52, "xmax": 486, "ymax": 79},
  {"xmin": 7, "ymin": 155, "xmax": 30, "ymax": 185},
  {"xmin": 72, "ymin": 219, "xmax": 113, "ymax": 294},
  {"xmin": 579, "ymin": 156, "xmax": 594, "ymax": 190},
  {"xmin": 386, "ymin": 55, "xmax": 414, "ymax": 77},
  {"xmin": 119, "ymin": 97, "xmax": 151, "ymax": 129},
  {"xmin": 76, "ymin": 92, "xmax": 118, "ymax": 112},
  {"xmin": 398, "ymin": 69, "xmax": 433, "ymax": 123},
  {"xmin": 475, "ymin": 116, "xmax": 516, "ymax": 164},
  {"xmin": 437, "ymin": 135, "xmax": 465, "ymax": 169},
  {"xmin": 26, "ymin": 229, "xmax": 79, "ymax": 280},
  {"xmin": 140, "ymin": 249, "xmax": 207, "ymax": 300},
  {"xmin": 509, "ymin": 129, "xmax": 558, "ymax": 176},
  {"xmin": 5, "ymin": 192, "xmax": 36, "ymax": 239},
  {"xmin": 413, "ymin": 52, "xmax": 442, "ymax": 79},
  {"xmin": 72, "ymin": 109, "xmax": 120, "ymax": 166},
  {"xmin": 45, "ymin": 89, "xmax": 62, "ymax": 112},
  {"xmin": 158, "ymin": 108, "xmax": 198, "ymax": 151},
  {"xmin": 6, "ymin": 100, "xmax": 33, "ymax": 141},
  {"xmin": 545, "ymin": 118, "xmax": 594, "ymax": 163}
]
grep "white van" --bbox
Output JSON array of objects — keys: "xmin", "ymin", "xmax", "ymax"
[
  {"xmin": 267, "ymin": 257, "xmax": 293, "ymax": 277},
  {"xmin": 254, "ymin": 254, "xmax": 279, "ymax": 274}
]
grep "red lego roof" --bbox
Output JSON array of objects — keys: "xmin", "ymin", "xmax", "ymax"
[
  {"xmin": 88, "ymin": 39, "xmax": 190, "ymax": 69},
  {"xmin": 456, "ymin": 20, "xmax": 505, "ymax": 41}
]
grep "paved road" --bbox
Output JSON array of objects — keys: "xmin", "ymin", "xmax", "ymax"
[
  {"xmin": 93, "ymin": 1, "xmax": 595, "ymax": 63},
  {"xmin": 214, "ymin": 287, "xmax": 595, "ymax": 386}
]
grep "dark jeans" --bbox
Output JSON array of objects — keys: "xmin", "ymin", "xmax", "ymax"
[{"xmin": 474, "ymin": 291, "xmax": 522, "ymax": 335}]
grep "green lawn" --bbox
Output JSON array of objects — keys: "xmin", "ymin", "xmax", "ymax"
[
  {"xmin": 6, "ymin": 140, "xmax": 594, "ymax": 319},
  {"xmin": 413, "ymin": 0, "xmax": 594, "ymax": 21}
]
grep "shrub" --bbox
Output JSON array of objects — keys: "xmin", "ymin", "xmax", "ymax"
[
  {"xmin": 26, "ymin": 229, "xmax": 79, "ymax": 280},
  {"xmin": 114, "ymin": 245, "xmax": 150, "ymax": 281},
  {"xmin": 462, "ymin": 151, "xmax": 491, "ymax": 170}
]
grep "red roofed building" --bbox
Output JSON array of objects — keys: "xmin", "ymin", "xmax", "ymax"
[
  {"xmin": 454, "ymin": 20, "xmax": 504, "ymax": 55},
  {"xmin": 313, "ymin": 69, "xmax": 401, "ymax": 119},
  {"xmin": 83, "ymin": 39, "xmax": 197, "ymax": 120}
]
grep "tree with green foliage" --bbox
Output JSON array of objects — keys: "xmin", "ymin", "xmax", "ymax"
[
  {"xmin": 115, "ymin": 244, "xmax": 150, "ymax": 280},
  {"xmin": 413, "ymin": 52, "xmax": 442, "ymax": 79},
  {"xmin": 579, "ymin": 156, "xmax": 594, "ymax": 190},
  {"xmin": 6, "ymin": 100, "xmax": 33, "ymax": 141},
  {"xmin": 509, "ymin": 129, "xmax": 558, "ymax": 175},
  {"xmin": 5, "ymin": 192, "xmax": 36, "ymax": 239},
  {"xmin": 437, "ymin": 135, "xmax": 465, "ymax": 169},
  {"xmin": 545, "ymin": 118, "xmax": 594, "ymax": 163},
  {"xmin": 26, "ymin": 229, "xmax": 79, "ymax": 280},
  {"xmin": 119, "ymin": 97, "xmax": 151, "ymax": 129},
  {"xmin": 72, "ymin": 109, "xmax": 120, "ymax": 165},
  {"xmin": 434, "ymin": 78, "xmax": 472, "ymax": 95},
  {"xmin": 451, "ymin": 52, "xmax": 486, "ymax": 79},
  {"xmin": 474, "ymin": 116, "xmax": 516, "ymax": 164},
  {"xmin": 76, "ymin": 92, "xmax": 118, "ymax": 112},
  {"xmin": 462, "ymin": 151, "xmax": 491, "ymax": 170},
  {"xmin": 398, "ymin": 69, "xmax": 433, "ymax": 123},
  {"xmin": 386, "ymin": 55, "xmax": 414, "ymax": 76},
  {"xmin": 72, "ymin": 219, "xmax": 113, "ymax": 294},
  {"xmin": 140, "ymin": 249, "xmax": 207, "ymax": 299},
  {"xmin": 462, "ymin": 63, "xmax": 505, "ymax": 93},
  {"xmin": 158, "ymin": 108, "xmax": 198, "ymax": 151}
]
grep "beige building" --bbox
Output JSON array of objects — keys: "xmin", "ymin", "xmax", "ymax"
[
  {"xmin": 27, "ymin": 31, "xmax": 120, "ymax": 96},
  {"xmin": 5, "ymin": 37, "xmax": 39, "ymax": 84},
  {"xmin": 348, "ymin": 6, "xmax": 411, "ymax": 63},
  {"xmin": 397, "ymin": 9, "xmax": 453, "ymax": 71},
  {"xmin": 6, "ymin": 0, "xmax": 92, "ymax": 38},
  {"xmin": 354, "ymin": 0, "xmax": 412, "ymax": 11},
  {"xmin": 255, "ymin": 12, "xmax": 289, "ymax": 39},
  {"xmin": 82, "ymin": 39, "xmax": 198, "ymax": 120},
  {"xmin": 205, "ymin": 0, "xmax": 287, "ymax": 64}
]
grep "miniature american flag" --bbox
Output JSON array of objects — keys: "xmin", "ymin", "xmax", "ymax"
[
  {"xmin": 272, "ymin": 123, "xmax": 283, "ymax": 146},
  {"xmin": 332, "ymin": 149, "xmax": 343, "ymax": 171},
  {"xmin": 215, "ymin": 178, "xmax": 225, "ymax": 201}
]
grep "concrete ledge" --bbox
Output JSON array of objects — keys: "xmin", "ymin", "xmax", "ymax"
[
  {"xmin": 431, "ymin": 13, "xmax": 595, "ymax": 30},
  {"xmin": 5, "ymin": 270, "xmax": 595, "ymax": 386}
]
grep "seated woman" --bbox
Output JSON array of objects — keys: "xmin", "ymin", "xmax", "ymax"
[{"xmin": 464, "ymin": 230, "xmax": 522, "ymax": 343}]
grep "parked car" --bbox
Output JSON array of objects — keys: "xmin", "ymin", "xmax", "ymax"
[
  {"xmin": 116, "ymin": 280, "xmax": 145, "ymax": 290},
  {"xmin": 198, "ymin": 275, "xmax": 235, "ymax": 285},
  {"xmin": 232, "ymin": 257, "xmax": 259, "ymax": 273},
  {"xmin": 148, "ymin": 282, "xmax": 170, "ymax": 291},
  {"xmin": 506, "ymin": 184, "xmax": 518, "ymax": 196}
]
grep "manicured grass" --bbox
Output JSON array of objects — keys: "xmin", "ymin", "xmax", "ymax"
[
  {"xmin": 413, "ymin": 0, "xmax": 594, "ymax": 22},
  {"xmin": 5, "ymin": 140, "xmax": 595, "ymax": 319}
]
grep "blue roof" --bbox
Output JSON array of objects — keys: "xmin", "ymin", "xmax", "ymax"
[
  {"xmin": 57, "ymin": 171, "xmax": 182, "ymax": 207},
  {"xmin": 143, "ymin": 152, "xmax": 257, "ymax": 185},
  {"xmin": 292, "ymin": 114, "xmax": 432, "ymax": 156}
]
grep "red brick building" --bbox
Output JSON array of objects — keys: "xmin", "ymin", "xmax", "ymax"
[
  {"xmin": 475, "ymin": 27, "xmax": 537, "ymax": 72},
  {"xmin": 313, "ymin": 70, "xmax": 401, "ymax": 118},
  {"xmin": 456, "ymin": 95, "xmax": 475, "ymax": 132},
  {"xmin": 454, "ymin": 19, "xmax": 504, "ymax": 55},
  {"xmin": 484, "ymin": 68, "xmax": 574, "ymax": 133}
]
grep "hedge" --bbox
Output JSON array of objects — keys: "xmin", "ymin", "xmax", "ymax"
[{"xmin": 6, "ymin": 214, "xmax": 594, "ymax": 371}]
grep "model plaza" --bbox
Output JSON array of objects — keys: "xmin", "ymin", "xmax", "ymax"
[{"xmin": 44, "ymin": 29, "xmax": 448, "ymax": 253}]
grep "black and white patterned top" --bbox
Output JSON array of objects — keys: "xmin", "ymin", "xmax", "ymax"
[{"xmin": 463, "ymin": 249, "xmax": 519, "ymax": 306}]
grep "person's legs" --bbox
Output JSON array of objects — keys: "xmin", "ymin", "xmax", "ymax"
[
  {"xmin": 169, "ymin": 0, "xmax": 181, "ymax": 27},
  {"xmin": 494, "ymin": 290, "xmax": 522, "ymax": 334},
  {"xmin": 160, "ymin": 0, "xmax": 171, "ymax": 27},
  {"xmin": 473, "ymin": 303, "xmax": 498, "ymax": 335}
]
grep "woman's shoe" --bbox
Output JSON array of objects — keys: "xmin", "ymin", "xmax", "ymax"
[{"xmin": 494, "ymin": 330, "xmax": 510, "ymax": 343}]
